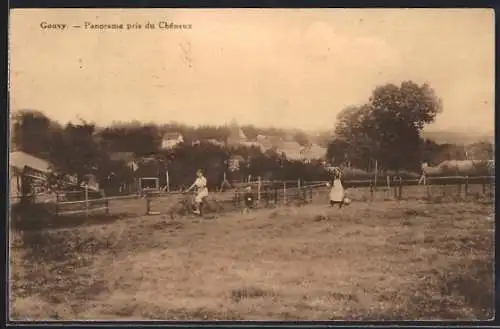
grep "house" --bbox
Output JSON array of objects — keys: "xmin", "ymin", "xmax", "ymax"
[
  {"xmin": 228, "ymin": 155, "xmax": 246, "ymax": 172},
  {"xmin": 253, "ymin": 135, "xmax": 283, "ymax": 151},
  {"xmin": 240, "ymin": 141, "xmax": 264, "ymax": 150},
  {"xmin": 256, "ymin": 134, "xmax": 267, "ymax": 142},
  {"xmin": 272, "ymin": 141, "xmax": 327, "ymax": 163},
  {"xmin": 206, "ymin": 139, "xmax": 225, "ymax": 147},
  {"xmin": 276, "ymin": 141, "xmax": 303, "ymax": 161},
  {"xmin": 299, "ymin": 144, "xmax": 327, "ymax": 163},
  {"xmin": 161, "ymin": 132, "xmax": 184, "ymax": 150},
  {"xmin": 9, "ymin": 151, "xmax": 52, "ymax": 201},
  {"xmin": 10, "ymin": 151, "xmax": 52, "ymax": 174}
]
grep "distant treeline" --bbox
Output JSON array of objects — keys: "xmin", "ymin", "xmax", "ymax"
[
  {"xmin": 11, "ymin": 110, "xmax": 332, "ymax": 193},
  {"xmin": 11, "ymin": 80, "xmax": 494, "ymax": 194}
]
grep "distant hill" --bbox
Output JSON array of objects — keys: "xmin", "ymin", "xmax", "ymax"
[
  {"xmin": 422, "ymin": 130, "xmax": 494, "ymax": 145},
  {"xmin": 307, "ymin": 128, "xmax": 494, "ymax": 147}
]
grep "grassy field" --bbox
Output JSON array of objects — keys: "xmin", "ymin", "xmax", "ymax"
[{"xmin": 10, "ymin": 199, "xmax": 494, "ymax": 321}]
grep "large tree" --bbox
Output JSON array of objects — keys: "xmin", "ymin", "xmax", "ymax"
[
  {"xmin": 332, "ymin": 81, "xmax": 443, "ymax": 172},
  {"xmin": 98, "ymin": 123, "xmax": 162, "ymax": 156},
  {"xmin": 331, "ymin": 104, "xmax": 376, "ymax": 169},
  {"xmin": 11, "ymin": 110, "xmax": 62, "ymax": 159},
  {"xmin": 50, "ymin": 121, "xmax": 108, "ymax": 184}
]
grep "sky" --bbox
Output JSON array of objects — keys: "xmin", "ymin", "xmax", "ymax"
[{"xmin": 9, "ymin": 8, "xmax": 495, "ymax": 133}]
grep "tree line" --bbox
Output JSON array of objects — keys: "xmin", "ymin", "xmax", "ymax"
[
  {"xmin": 11, "ymin": 110, "xmax": 330, "ymax": 193},
  {"xmin": 11, "ymin": 80, "xmax": 493, "ymax": 194}
]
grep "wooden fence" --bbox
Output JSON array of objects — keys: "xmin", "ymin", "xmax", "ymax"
[{"xmin": 48, "ymin": 175, "xmax": 494, "ymax": 218}]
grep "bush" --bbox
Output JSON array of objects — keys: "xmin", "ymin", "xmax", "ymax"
[{"xmin": 10, "ymin": 202, "xmax": 57, "ymax": 231}]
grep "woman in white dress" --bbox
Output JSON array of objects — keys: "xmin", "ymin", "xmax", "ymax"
[
  {"xmin": 329, "ymin": 167, "xmax": 345, "ymax": 208},
  {"xmin": 185, "ymin": 169, "xmax": 209, "ymax": 215},
  {"xmin": 418, "ymin": 161, "xmax": 428, "ymax": 185}
]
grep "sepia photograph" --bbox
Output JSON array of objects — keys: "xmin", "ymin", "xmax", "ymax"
[{"xmin": 8, "ymin": 8, "xmax": 495, "ymax": 321}]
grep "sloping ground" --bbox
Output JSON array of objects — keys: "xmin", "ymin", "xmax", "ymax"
[
  {"xmin": 422, "ymin": 130, "xmax": 494, "ymax": 145},
  {"xmin": 10, "ymin": 201, "xmax": 494, "ymax": 320}
]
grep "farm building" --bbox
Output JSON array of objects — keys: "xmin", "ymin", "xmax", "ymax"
[
  {"xmin": 9, "ymin": 151, "xmax": 53, "ymax": 203},
  {"xmin": 161, "ymin": 132, "xmax": 184, "ymax": 150},
  {"xmin": 206, "ymin": 139, "xmax": 225, "ymax": 147},
  {"xmin": 240, "ymin": 141, "xmax": 265, "ymax": 150},
  {"xmin": 299, "ymin": 144, "xmax": 327, "ymax": 163},
  {"xmin": 276, "ymin": 141, "xmax": 303, "ymax": 161},
  {"xmin": 276, "ymin": 141, "xmax": 326, "ymax": 163}
]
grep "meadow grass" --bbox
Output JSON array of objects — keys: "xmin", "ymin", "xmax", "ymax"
[{"xmin": 10, "ymin": 199, "xmax": 494, "ymax": 320}]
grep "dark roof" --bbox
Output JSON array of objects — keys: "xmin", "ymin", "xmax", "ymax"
[{"xmin": 9, "ymin": 151, "xmax": 52, "ymax": 173}]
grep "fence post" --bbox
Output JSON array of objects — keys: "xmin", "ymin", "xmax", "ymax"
[
  {"xmin": 398, "ymin": 176, "xmax": 403, "ymax": 200},
  {"xmin": 54, "ymin": 192, "xmax": 60, "ymax": 216},
  {"xmin": 283, "ymin": 182, "xmax": 287, "ymax": 205},
  {"xmin": 166, "ymin": 169, "xmax": 170, "ymax": 193},
  {"xmin": 370, "ymin": 179, "xmax": 374, "ymax": 201},
  {"xmin": 146, "ymin": 193, "xmax": 151, "ymax": 215},
  {"xmin": 274, "ymin": 185, "xmax": 278, "ymax": 204},
  {"xmin": 105, "ymin": 198, "xmax": 110, "ymax": 215},
  {"xmin": 386, "ymin": 175, "xmax": 391, "ymax": 199},
  {"xmin": 257, "ymin": 176, "xmax": 261, "ymax": 203},
  {"xmin": 85, "ymin": 185, "xmax": 89, "ymax": 217},
  {"xmin": 145, "ymin": 192, "xmax": 160, "ymax": 215},
  {"xmin": 233, "ymin": 189, "xmax": 239, "ymax": 206},
  {"xmin": 297, "ymin": 178, "xmax": 301, "ymax": 203},
  {"xmin": 426, "ymin": 178, "xmax": 431, "ymax": 200},
  {"xmin": 464, "ymin": 176, "xmax": 469, "ymax": 198},
  {"xmin": 490, "ymin": 177, "xmax": 494, "ymax": 200}
]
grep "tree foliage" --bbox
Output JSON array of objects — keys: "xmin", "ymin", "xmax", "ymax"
[
  {"xmin": 10, "ymin": 110, "xmax": 333, "ymax": 193},
  {"xmin": 11, "ymin": 85, "xmax": 490, "ymax": 196},
  {"xmin": 50, "ymin": 121, "xmax": 108, "ymax": 184},
  {"xmin": 330, "ymin": 81, "xmax": 443, "ymax": 172},
  {"xmin": 11, "ymin": 110, "xmax": 61, "ymax": 159}
]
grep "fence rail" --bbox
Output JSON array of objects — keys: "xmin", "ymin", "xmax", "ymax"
[{"xmin": 42, "ymin": 175, "xmax": 494, "ymax": 218}]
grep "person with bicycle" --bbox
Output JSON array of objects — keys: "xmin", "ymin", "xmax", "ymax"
[{"xmin": 185, "ymin": 169, "xmax": 208, "ymax": 215}]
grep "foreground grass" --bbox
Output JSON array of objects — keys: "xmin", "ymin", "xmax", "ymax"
[{"xmin": 10, "ymin": 200, "xmax": 494, "ymax": 320}]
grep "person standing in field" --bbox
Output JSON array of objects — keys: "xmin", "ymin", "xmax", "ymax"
[
  {"xmin": 418, "ymin": 161, "xmax": 428, "ymax": 185},
  {"xmin": 185, "ymin": 169, "xmax": 209, "ymax": 215},
  {"xmin": 242, "ymin": 184, "xmax": 255, "ymax": 214},
  {"xmin": 329, "ymin": 167, "xmax": 345, "ymax": 208}
]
